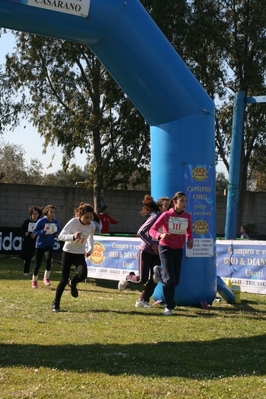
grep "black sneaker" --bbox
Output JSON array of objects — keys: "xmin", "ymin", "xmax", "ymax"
[
  {"xmin": 68, "ymin": 279, "xmax": 78, "ymax": 298},
  {"xmin": 52, "ymin": 300, "xmax": 60, "ymax": 312}
]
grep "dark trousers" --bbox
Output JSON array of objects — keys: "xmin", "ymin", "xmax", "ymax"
[
  {"xmin": 159, "ymin": 245, "xmax": 183, "ymax": 310},
  {"xmin": 21, "ymin": 239, "xmax": 35, "ymax": 274},
  {"xmin": 33, "ymin": 247, "xmax": 53, "ymax": 276},
  {"xmin": 127, "ymin": 250, "xmax": 159, "ymax": 302},
  {"xmin": 54, "ymin": 251, "xmax": 87, "ymax": 304},
  {"xmin": 138, "ymin": 250, "xmax": 159, "ymax": 302}
]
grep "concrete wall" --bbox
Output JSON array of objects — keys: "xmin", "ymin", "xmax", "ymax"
[
  {"xmin": 215, "ymin": 193, "xmax": 266, "ymax": 238},
  {"xmin": 0, "ymin": 183, "xmax": 265, "ymax": 237},
  {"xmin": 0, "ymin": 183, "xmax": 145, "ymax": 233}
]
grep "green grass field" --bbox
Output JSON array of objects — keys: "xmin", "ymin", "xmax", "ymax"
[{"xmin": 0, "ymin": 255, "xmax": 265, "ymax": 399}]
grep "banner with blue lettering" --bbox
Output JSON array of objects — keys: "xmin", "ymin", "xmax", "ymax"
[
  {"xmin": 1, "ymin": 226, "xmax": 266, "ymax": 294},
  {"xmin": 86, "ymin": 236, "xmax": 140, "ymax": 280},
  {"xmin": 86, "ymin": 237, "xmax": 266, "ymax": 294},
  {"xmin": 184, "ymin": 164, "xmax": 214, "ymax": 258},
  {"xmin": 216, "ymin": 240, "xmax": 266, "ymax": 294}
]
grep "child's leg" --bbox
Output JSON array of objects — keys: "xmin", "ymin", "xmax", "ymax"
[
  {"xmin": 44, "ymin": 247, "xmax": 53, "ymax": 273},
  {"xmin": 54, "ymin": 251, "xmax": 73, "ymax": 304},
  {"xmin": 33, "ymin": 248, "xmax": 45, "ymax": 278},
  {"xmin": 71, "ymin": 254, "xmax": 88, "ymax": 286}
]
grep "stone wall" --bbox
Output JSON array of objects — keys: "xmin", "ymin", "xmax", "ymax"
[
  {"xmin": 0, "ymin": 183, "xmax": 146, "ymax": 233},
  {"xmin": 0, "ymin": 183, "xmax": 265, "ymax": 237}
]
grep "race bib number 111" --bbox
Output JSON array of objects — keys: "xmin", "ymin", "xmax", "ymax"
[{"xmin": 168, "ymin": 217, "xmax": 188, "ymax": 235}]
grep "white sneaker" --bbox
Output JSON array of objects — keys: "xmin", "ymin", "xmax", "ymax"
[
  {"xmin": 135, "ymin": 300, "xmax": 151, "ymax": 308},
  {"xmin": 153, "ymin": 265, "xmax": 163, "ymax": 283},
  {"xmin": 164, "ymin": 308, "xmax": 173, "ymax": 316},
  {"xmin": 118, "ymin": 278, "xmax": 128, "ymax": 291}
]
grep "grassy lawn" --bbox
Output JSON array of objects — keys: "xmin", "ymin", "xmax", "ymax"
[{"xmin": 0, "ymin": 255, "xmax": 265, "ymax": 399}]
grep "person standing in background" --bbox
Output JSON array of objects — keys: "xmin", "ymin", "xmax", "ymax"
[
  {"xmin": 32, "ymin": 205, "xmax": 61, "ymax": 288},
  {"xmin": 98, "ymin": 205, "xmax": 118, "ymax": 233},
  {"xmin": 240, "ymin": 225, "xmax": 249, "ymax": 239},
  {"xmin": 20, "ymin": 206, "xmax": 43, "ymax": 276}
]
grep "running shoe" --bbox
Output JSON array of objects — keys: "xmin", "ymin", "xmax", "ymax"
[
  {"xmin": 52, "ymin": 300, "xmax": 60, "ymax": 312},
  {"xmin": 68, "ymin": 279, "xmax": 78, "ymax": 298},
  {"xmin": 135, "ymin": 300, "xmax": 151, "ymax": 308},
  {"xmin": 31, "ymin": 280, "xmax": 38, "ymax": 288},
  {"xmin": 118, "ymin": 277, "xmax": 129, "ymax": 291},
  {"xmin": 164, "ymin": 308, "xmax": 173, "ymax": 316},
  {"xmin": 153, "ymin": 266, "xmax": 163, "ymax": 284},
  {"xmin": 43, "ymin": 278, "xmax": 51, "ymax": 286}
]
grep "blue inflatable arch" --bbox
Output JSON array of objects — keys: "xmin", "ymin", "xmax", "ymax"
[{"xmin": 0, "ymin": 0, "xmax": 216, "ymax": 306}]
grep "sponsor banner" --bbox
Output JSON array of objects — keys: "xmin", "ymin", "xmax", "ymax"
[
  {"xmin": 86, "ymin": 237, "xmax": 266, "ymax": 294},
  {"xmin": 187, "ymin": 238, "xmax": 213, "ymax": 258},
  {"xmin": 86, "ymin": 236, "xmax": 140, "ymax": 281},
  {"xmin": 184, "ymin": 164, "xmax": 214, "ymax": 257},
  {"xmin": 216, "ymin": 240, "xmax": 266, "ymax": 294},
  {"xmin": 6, "ymin": 0, "xmax": 90, "ymax": 18},
  {"xmin": 0, "ymin": 227, "xmax": 61, "ymax": 254},
  {"xmin": 2, "ymin": 226, "xmax": 266, "ymax": 294}
]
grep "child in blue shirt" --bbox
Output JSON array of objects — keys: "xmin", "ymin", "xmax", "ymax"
[{"xmin": 32, "ymin": 204, "xmax": 60, "ymax": 288}]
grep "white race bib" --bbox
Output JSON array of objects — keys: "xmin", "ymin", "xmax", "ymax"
[
  {"xmin": 168, "ymin": 217, "xmax": 188, "ymax": 235},
  {"xmin": 28, "ymin": 222, "xmax": 36, "ymax": 232},
  {"xmin": 73, "ymin": 232, "xmax": 88, "ymax": 246},
  {"xmin": 44, "ymin": 223, "xmax": 58, "ymax": 235}
]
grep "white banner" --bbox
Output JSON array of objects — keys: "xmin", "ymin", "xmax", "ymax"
[{"xmin": 22, "ymin": 0, "xmax": 90, "ymax": 18}]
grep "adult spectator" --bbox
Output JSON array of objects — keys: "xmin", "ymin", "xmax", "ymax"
[{"xmin": 98, "ymin": 205, "xmax": 118, "ymax": 234}]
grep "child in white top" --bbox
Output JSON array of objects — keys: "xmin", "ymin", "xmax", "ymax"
[{"xmin": 52, "ymin": 203, "xmax": 95, "ymax": 312}]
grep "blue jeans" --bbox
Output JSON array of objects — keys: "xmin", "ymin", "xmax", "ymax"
[{"xmin": 159, "ymin": 245, "xmax": 183, "ymax": 309}]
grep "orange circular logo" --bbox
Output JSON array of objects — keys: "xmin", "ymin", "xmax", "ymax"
[
  {"xmin": 193, "ymin": 220, "xmax": 208, "ymax": 235},
  {"xmin": 88, "ymin": 242, "xmax": 105, "ymax": 265},
  {"xmin": 192, "ymin": 167, "xmax": 208, "ymax": 181}
]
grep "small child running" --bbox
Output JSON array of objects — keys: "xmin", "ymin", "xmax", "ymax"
[
  {"xmin": 52, "ymin": 203, "xmax": 95, "ymax": 312},
  {"xmin": 32, "ymin": 205, "xmax": 60, "ymax": 288},
  {"xmin": 118, "ymin": 195, "xmax": 170, "ymax": 308}
]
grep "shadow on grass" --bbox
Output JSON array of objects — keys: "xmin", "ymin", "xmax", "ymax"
[{"xmin": 0, "ymin": 334, "xmax": 265, "ymax": 378}]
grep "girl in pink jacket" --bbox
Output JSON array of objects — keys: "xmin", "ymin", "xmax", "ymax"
[{"xmin": 149, "ymin": 192, "xmax": 193, "ymax": 316}]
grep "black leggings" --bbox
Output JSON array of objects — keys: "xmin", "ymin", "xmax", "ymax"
[
  {"xmin": 33, "ymin": 247, "xmax": 53, "ymax": 276},
  {"xmin": 138, "ymin": 250, "xmax": 159, "ymax": 302},
  {"xmin": 54, "ymin": 251, "xmax": 87, "ymax": 303}
]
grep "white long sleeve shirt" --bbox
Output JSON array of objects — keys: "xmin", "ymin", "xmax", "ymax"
[{"xmin": 58, "ymin": 217, "xmax": 95, "ymax": 254}]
